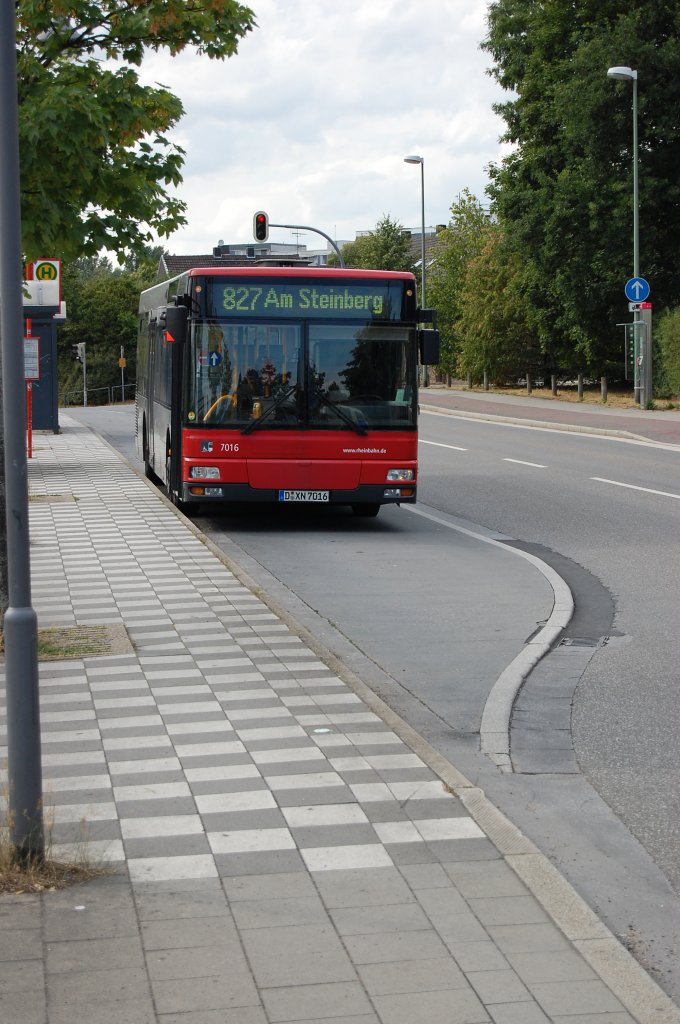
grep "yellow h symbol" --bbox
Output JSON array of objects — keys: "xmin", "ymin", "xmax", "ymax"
[{"xmin": 35, "ymin": 263, "xmax": 57, "ymax": 281}]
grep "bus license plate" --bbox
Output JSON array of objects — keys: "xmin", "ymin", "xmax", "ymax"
[{"xmin": 278, "ymin": 490, "xmax": 329, "ymax": 503}]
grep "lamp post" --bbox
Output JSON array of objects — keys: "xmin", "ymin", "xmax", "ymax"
[
  {"xmin": 607, "ymin": 66, "xmax": 649, "ymax": 405},
  {"xmin": 0, "ymin": 0, "xmax": 44, "ymax": 863},
  {"xmin": 607, "ymin": 67, "xmax": 638, "ymax": 277},
  {"xmin": 404, "ymin": 154, "xmax": 428, "ymax": 385}
]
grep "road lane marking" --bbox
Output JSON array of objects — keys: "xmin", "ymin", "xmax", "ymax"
[
  {"xmin": 502, "ymin": 458, "xmax": 547, "ymax": 469},
  {"xmin": 590, "ymin": 477, "xmax": 680, "ymax": 500},
  {"xmin": 420, "ymin": 440, "xmax": 468, "ymax": 452}
]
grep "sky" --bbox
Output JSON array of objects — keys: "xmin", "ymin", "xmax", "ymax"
[{"xmin": 138, "ymin": 0, "xmax": 510, "ymax": 255}]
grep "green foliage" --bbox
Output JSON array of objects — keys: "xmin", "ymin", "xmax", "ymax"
[
  {"xmin": 656, "ymin": 307, "xmax": 680, "ymax": 396},
  {"xmin": 484, "ymin": 0, "xmax": 680, "ymax": 373},
  {"xmin": 427, "ymin": 191, "xmax": 492, "ymax": 377},
  {"xmin": 58, "ymin": 255, "xmax": 159, "ymax": 401},
  {"xmin": 16, "ymin": 0, "xmax": 255, "ymax": 261},
  {"xmin": 336, "ymin": 216, "xmax": 416, "ymax": 273},
  {"xmin": 457, "ymin": 231, "xmax": 540, "ymax": 384}
]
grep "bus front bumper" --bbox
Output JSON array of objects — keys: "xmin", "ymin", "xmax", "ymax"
[{"xmin": 179, "ymin": 483, "xmax": 417, "ymax": 506}]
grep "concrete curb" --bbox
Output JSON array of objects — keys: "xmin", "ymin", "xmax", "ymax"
[
  {"xmin": 420, "ymin": 401, "xmax": 680, "ymax": 449},
  {"xmin": 405, "ymin": 505, "xmax": 575, "ymax": 771}
]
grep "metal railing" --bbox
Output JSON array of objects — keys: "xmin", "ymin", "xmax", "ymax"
[{"xmin": 60, "ymin": 384, "xmax": 136, "ymax": 408}]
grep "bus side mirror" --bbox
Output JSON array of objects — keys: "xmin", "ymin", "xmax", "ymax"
[
  {"xmin": 164, "ymin": 305, "xmax": 188, "ymax": 344},
  {"xmin": 418, "ymin": 328, "xmax": 440, "ymax": 365}
]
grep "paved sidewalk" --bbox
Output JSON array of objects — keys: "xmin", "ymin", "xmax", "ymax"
[
  {"xmin": 420, "ymin": 387, "xmax": 680, "ymax": 446},
  {"xmin": 1, "ymin": 419, "xmax": 679, "ymax": 1024}
]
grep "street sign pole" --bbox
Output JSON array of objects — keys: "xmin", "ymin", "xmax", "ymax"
[
  {"xmin": 0, "ymin": 0, "xmax": 44, "ymax": 861},
  {"xmin": 641, "ymin": 304, "xmax": 653, "ymax": 409},
  {"xmin": 624, "ymin": 280, "xmax": 651, "ymax": 407}
]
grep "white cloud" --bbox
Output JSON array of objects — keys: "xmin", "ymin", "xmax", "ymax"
[{"xmin": 138, "ymin": 0, "xmax": 506, "ymax": 254}]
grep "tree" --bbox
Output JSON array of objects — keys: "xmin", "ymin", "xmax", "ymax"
[
  {"xmin": 484, "ymin": 0, "xmax": 680, "ymax": 374},
  {"xmin": 59, "ymin": 258, "xmax": 159, "ymax": 403},
  {"xmin": 656, "ymin": 307, "xmax": 680, "ymax": 397},
  {"xmin": 17, "ymin": 0, "xmax": 255, "ymax": 261},
  {"xmin": 427, "ymin": 191, "xmax": 492, "ymax": 378},
  {"xmin": 457, "ymin": 230, "xmax": 540, "ymax": 384},
  {"xmin": 1, "ymin": 2, "xmax": 255, "ymax": 638},
  {"xmin": 337, "ymin": 215, "xmax": 416, "ymax": 273}
]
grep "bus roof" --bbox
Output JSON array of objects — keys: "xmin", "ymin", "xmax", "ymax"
[
  {"xmin": 138, "ymin": 265, "xmax": 418, "ymax": 314},
  {"xmin": 183, "ymin": 266, "xmax": 416, "ymax": 281}
]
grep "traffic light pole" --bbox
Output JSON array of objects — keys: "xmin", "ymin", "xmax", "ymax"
[
  {"xmin": 0, "ymin": 0, "xmax": 44, "ymax": 863},
  {"xmin": 270, "ymin": 223, "xmax": 345, "ymax": 267},
  {"xmin": 82, "ymin": 343, "xmax": 88, "ymax": 407}
]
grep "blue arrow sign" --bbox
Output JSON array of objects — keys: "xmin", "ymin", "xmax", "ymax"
[
  {"xmin": 624, "ymin": 277, "xmax": 650, "ymax": 302},
  {"xmin": 207, "ymin": 351, "xmax": 222, "ymax": 367}
]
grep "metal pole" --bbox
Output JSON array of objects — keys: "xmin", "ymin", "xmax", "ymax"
[
  {"xmin": 632, "ymin": 74, "xmax": 639, "ymax": 280},
  {"xmin": 630, "ymin": 73, "xmax": 648, "ymax": 404},
  {"xmin": 419, "ymin": 161, "xmax": 429, "ymax": 386},
  {"xmin": 269, "ymin": 223, "xmax": 344, "ymax": 267},
  {"xmin": 419, "ymin": 160, "xmax": 426, "ymax": 311},
  {"xmin": 82, "ymin": 344, "xmax": 88, "ymax": 406},
  {"xmin": 120, "ymin": 345, "xmax": 125, "ymax": 401},
  {"xmin": 0, "ymin": 0, "xmax": 44, "ymax": 862}
]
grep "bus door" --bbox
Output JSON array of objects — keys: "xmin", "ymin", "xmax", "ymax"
[
  {"xmin": 145, "ymin": 319, "xmax": 159, "ymax": 472},
  {"xmin": 148, "ymin": 317, "xmax": 174, "ymax": 481}
]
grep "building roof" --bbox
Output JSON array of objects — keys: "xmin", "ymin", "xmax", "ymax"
[
  {"xmin": 405, "ymin": 230, "xmax": 441, "ymax": 269},
  {"xmin": 159, "ymin": 254, "xmax": 229, "ymax": 277},
  {"xmin": 158, "ymin": 246, "xmax": 319, "ymax": 280}
]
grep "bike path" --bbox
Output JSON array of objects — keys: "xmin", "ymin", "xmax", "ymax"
[{"xmin": 420, "ymin": 387, "xmax": 680, "ymax": 447}]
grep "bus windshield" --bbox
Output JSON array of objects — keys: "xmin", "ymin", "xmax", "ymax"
[{"xmin": 186, "ymin": 321, "xmax": 415, "ymax": 430}]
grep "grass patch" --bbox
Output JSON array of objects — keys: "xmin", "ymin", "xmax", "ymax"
[
  {"xmin": 0, "ymin": 806, "xmax": 115, "ymax": 895},
  {"xmin": 1, "ymin": 624, "xmax": 133, "ymax": 660},
  {"xmin": 37, "ymin": 627, "xmax": 106, "ymax": 660}
]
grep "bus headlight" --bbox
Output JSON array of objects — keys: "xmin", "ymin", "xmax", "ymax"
[
  {"xmin": 190, "ymin": 466, "xmax": 220, "ymax": 479},
  {"xmin": 386, "ymin": 468, "xmax": 414, "ymax": 481}
]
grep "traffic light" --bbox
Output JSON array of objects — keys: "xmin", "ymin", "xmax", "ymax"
[
  {"xmin": 253, "ymin": 211, "xmax": 269, "ymax": 242},
  {"xmin": 73, "ymin": 343, "xmax": 85, "ymax": 363}
]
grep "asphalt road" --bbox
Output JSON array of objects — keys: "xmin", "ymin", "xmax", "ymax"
[
  {"xmin": 418, "ymin": 410, "xmax": 680, "ymax": 880},
  {"xmin": 64, "ymin": 402, "xmax": 680, "ymax": 1001}
]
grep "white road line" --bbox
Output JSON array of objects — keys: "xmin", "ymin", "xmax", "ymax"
[
  {"xmin": 502, "ymin": 458, "xmax": 547, "ymax": 469},
  {"xmin": 420, "ymin": 440, "xmax": 469, "ymax": 452},
  {"xmin": 590, "ymin": 477, "xmax": 680, "ymax": 500}
]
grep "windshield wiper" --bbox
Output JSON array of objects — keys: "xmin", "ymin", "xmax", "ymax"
[
  {"xmin": 313, "ymin": 388, "xmax": 368, "ymax": 436},
  {"xmin": 241, "ymin": 384, "xmax": 298, "ymax": 435}
]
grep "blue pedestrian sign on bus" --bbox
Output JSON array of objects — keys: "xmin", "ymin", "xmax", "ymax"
[{"xmin": 624, "ymin": 277, "xmax": 650, "ymax": 302}]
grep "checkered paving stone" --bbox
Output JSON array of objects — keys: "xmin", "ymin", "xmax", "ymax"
[
  {"xmin": 0, "ymin": 424, "xmax": 641, "ymax": 1024},
  {"xmin": 0, "ymin": 426, "xmax": 489, "ymax": 887}
]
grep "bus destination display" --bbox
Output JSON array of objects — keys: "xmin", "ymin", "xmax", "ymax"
[{"xmin": 212, "ymin": 281, "xmax": 407, "ymax": 320}]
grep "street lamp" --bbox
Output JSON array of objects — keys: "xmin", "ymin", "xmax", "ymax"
[
  {"xmin": 404, "ymin": 154, "xmax": 427, "ymax": 384},
  {"xmin": 607, "ymin": 66, "xmax": 649, "ymax": 405},
  {"xmin": 607, "ymin": 66, "xmax": 638, "ymax": 277},
  {"xmin": 403, "ymin": 154, "xmax": 426, "ymax": 307}
]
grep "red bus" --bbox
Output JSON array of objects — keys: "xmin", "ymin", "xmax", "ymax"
[{"xmin": 136, "ymin": 266, "xmax": 439, "ymax": 517}]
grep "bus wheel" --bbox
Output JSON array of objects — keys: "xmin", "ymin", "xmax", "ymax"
[
  {"xmin": 351, "ymin": 503, "xmax": 380, "ymax": 518},
  {"xmin": 166, "ymin": 454, "xmax": 200, "ymax": 517},
  {"xmin": 143, "ymin": 425, "xmax": 155, "ymax": 481}
]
